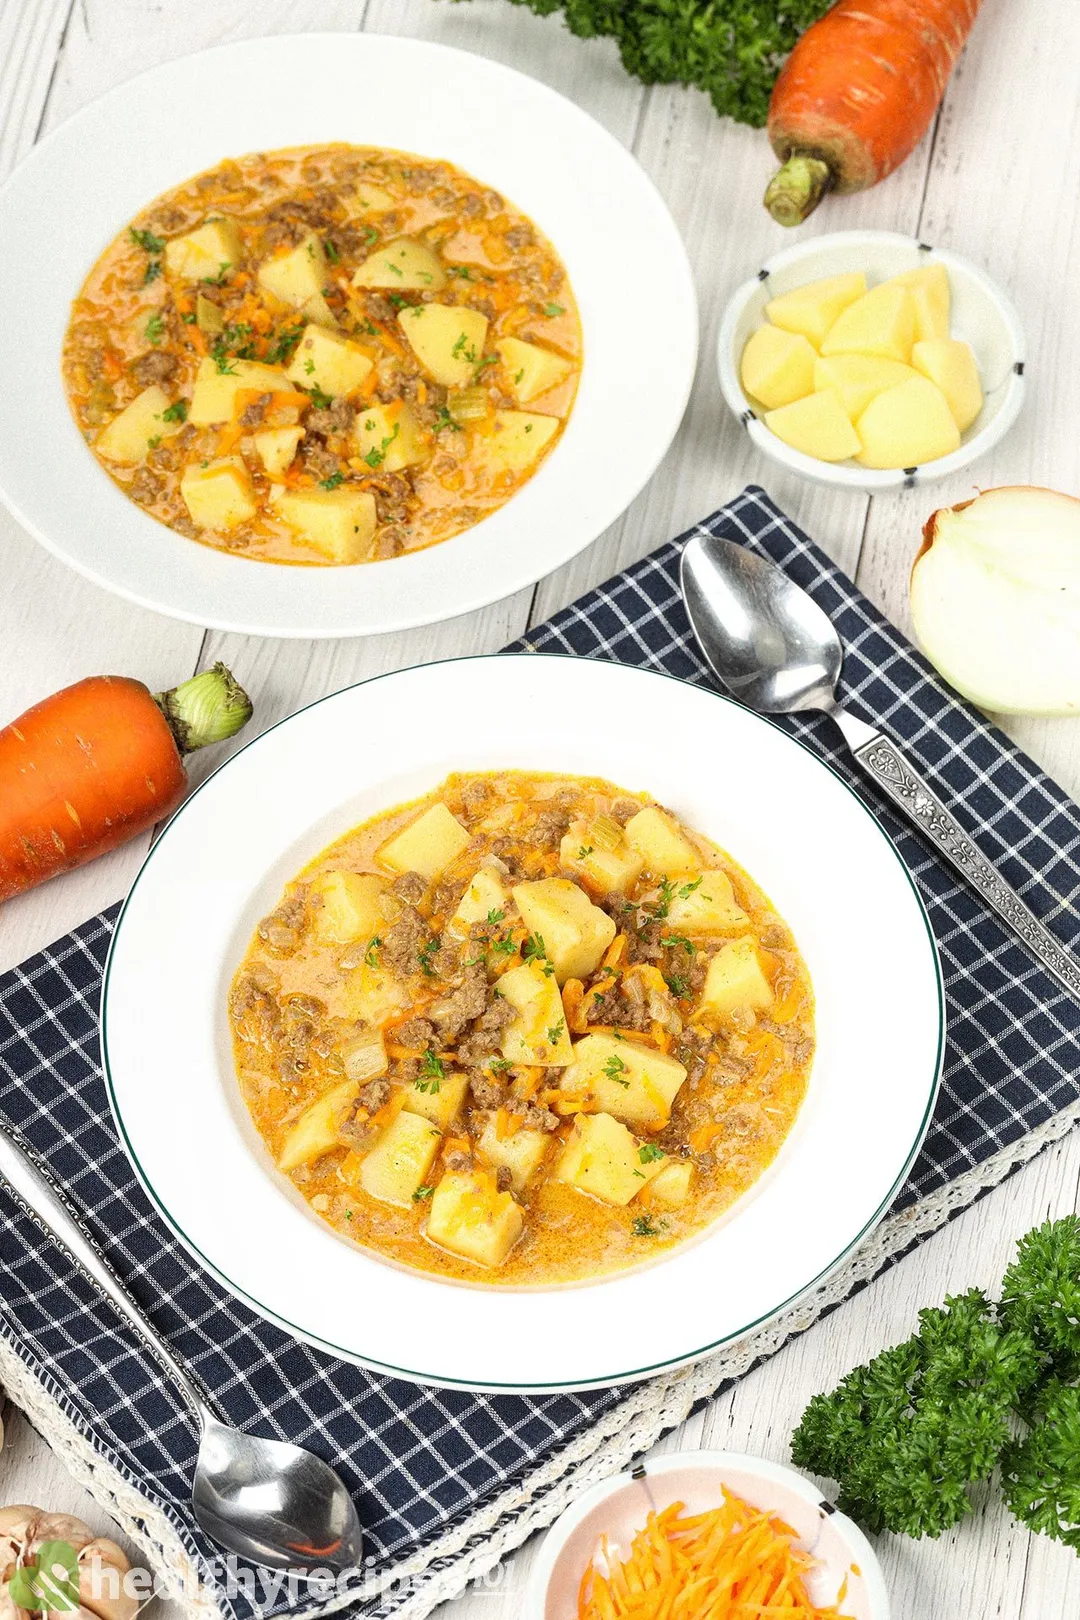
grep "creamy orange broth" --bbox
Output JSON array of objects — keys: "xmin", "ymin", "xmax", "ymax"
[
  {"xmin": 229, "ymin": 774, "xmax": 814, "ymax": 1286},
  {"xmin": 62, "ymin": 145, "xmax": 580, "ymax": 566}
]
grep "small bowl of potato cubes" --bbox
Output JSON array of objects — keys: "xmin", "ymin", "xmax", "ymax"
[{"xmin": 718, "ymin": 230, "xmax": 1025, "ymax": 489}]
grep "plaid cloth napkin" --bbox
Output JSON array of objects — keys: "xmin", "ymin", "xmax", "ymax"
[{"xmin": 2, "ymin": 486, "xmax": 1079, "ymax": 1620}]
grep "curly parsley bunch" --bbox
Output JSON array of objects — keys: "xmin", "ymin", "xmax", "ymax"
[
  {"xmin": 791, "ymin": 1217, "xmax": 1080, "ymax": 1546},
  {"xmin": 450, "ymin": 0, "xmax": 832, "ymax": 127}
]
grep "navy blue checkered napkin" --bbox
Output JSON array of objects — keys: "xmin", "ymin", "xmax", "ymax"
[{"xmin": 2, "ymin": 485, "xmax": 1080, "ymax": 1620}]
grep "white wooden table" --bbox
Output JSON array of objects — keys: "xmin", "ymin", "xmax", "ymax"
[{"xmin": 2, "ymin": 0, "xmax": 1079, "ymax": 1614}]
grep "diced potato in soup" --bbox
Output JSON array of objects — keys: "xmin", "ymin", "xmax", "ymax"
[
  {"xmin": 164, "ymin": 218, "xmax": 242, "ymax": 282},
  {"xmin": 497, "ymin": 960, "xmax": 574, "ymax": 1066},
  {"xmin": 63, "ymin": 144, "xmax": 581, "ymax": 565},
  {"xmin": 555, "ymin": 1113, "xmax": 669, "ymax": 1206},
  {"xmin": 397, "ymin": 304, "xmax": 489, "ymax": 388},
  {"xmin": 562, "ymin": 1033, "xmax": 687, "ymax": 1131},
  {"xmin": 511, "ymin": 879, "xmax": 615, "ymax": 985},
  {"xmin": 427, "ymin": 1170, "xmax": 524, "ymax": 1268},
  {"xmin": 230, "ymin": 771, "xmax": 813, "ymax": 1285},
  {"xmin": 285, "ymin": 324, "xmax": 373, "ymax": 398},
  {"xmin": 270, "ymin": 487, "xmax": 377, "ymax": 563},
  {"xmin": 358, "ymin": 1110, "xmax": 442, "ymax": 1205},
  {"xmin": 95, "ymin": 386, "xmax": 182, "ymax": 465},
  {"xmin": 352, "ymin": 237, "xmax": 447, "ymax": 292},
  {"xmin": 377, "ymin": 803, "xmax": 471, "ymax": 881},
  {"xmin": 180, "ymin": 458, "xmax": 257, "ymax": 530}
]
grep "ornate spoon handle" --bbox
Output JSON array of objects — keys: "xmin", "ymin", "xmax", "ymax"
[{"xmin": 838, "ymin": 721, "xmax": 1080, "ymax": 1002}]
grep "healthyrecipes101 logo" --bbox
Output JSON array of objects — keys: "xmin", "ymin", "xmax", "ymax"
[{"xmin": 8, "ymin": 1540, "xmax": 81, "ymax": 1613}]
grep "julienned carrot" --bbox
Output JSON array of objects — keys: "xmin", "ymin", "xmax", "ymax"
[
  {"xmin": 0, "ymin": 663, "xmax": 252, "ymax": 902},
  {"xmin": 577, "ymin": 1488, "xmax": 853, "ymax": 1619},
  {"xmin": 764, "ymin": 0, "xmax": 984, "ymax": 226}
]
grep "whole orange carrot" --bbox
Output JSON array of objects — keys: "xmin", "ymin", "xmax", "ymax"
[
  {"xmin": 0, "ymin": 663, "xmax": 252, "ymax": 901},
  {"xmin": 765, "ymin": 0, "xmax": 984, "ymax": 225}
]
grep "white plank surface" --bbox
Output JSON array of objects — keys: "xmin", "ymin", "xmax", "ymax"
[{"xmin": 1, "ymin": 2, "xmax": 1079, "ymax": 1616}]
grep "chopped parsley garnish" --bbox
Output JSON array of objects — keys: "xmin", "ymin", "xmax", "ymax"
[
  {"xmin": 319, "ymin": 471, "xmax": 345, "ymax": 491},
  {"xmin": 364, "ymin": 935, "xmax": 382, "ymax": 968},
  {"xmin": 632, "ymin": 1214, "xmax": 660, "ymax": 1238},
  {"xmin": 447, "ymin": 265, "xmax": 474, "ymax": 280},
  {"xmin": 474, "ymin": 354, "xmax": 498, "ymax": 374},
  {"xmin": 324, "ymin": 238, "xmax": 340, "ymax": 265},
  {"xmin": 578, "ymin": 845, "xmax": 594, "ymax": 859},
  {"xmin": 638, "ymin": 1143, "xmax": 665, "ymax": 1164},
  {"xmin": 546, "ymin": 1020, "xmax": 565, "ymax": 1045},
  {"xmin": 161, "ymin": 399, "xmax": 187, "ymax": 423},
  {"xmin": 344, "ymin": 1209, "xmax": 353, "ymax": 1220},
  {"xmin": 388, "ymin": 260, "xmax": 404, "ymax": 277},
  {"xmin": 488, "ymin": 934, "xmax": 517, "ymax": 959},
  {"xmin": 543, "ymin": 302, "xmax": 565, "ymax": 317},
  {"xmin": 432, "ymin": 405, "xmax": 462, "ymax": 434},
  {"xmin": 647, "ymin": 878, "xmax": 677, "ymax": 921},
  {"xmin": 264, "ymin": 323, "xmax": 305, "ymax": 364},
  {"xmin": 487, "ymin": 1056, "xmax": 513, "ymax": 1073},
  {"xmin": 412, "ymin": 1184, "xmax": 434, "ymax": 1202},
  {"xmin": 417, "ymin": 937, "xmax": 440, "ymax": 976},
  {"xmin": 514, "ymin": 368, "xmax": 525, "ymax": 385},
  {"xmin": 415, "ymin": 1049, "xmax": 445, "ymax": 1092},
  {"xmin": 486, "ymin": 908, "xmax": 506, "ymax": 926},
  {"xmin": 181, "ymin": 311, "xmax": 197, "ymax": 324},
  {"xmin": 143, "ymin": 259, "xmax": 163, "ymax": 284},
  {"xmin": 145, "ymin": 312, "xmax": 165, "ymax": 346},
  {"xmin": 451, "ymin": 332, "xmax": 478, "ymax": 363},
  {"xmin": 306, "ymin": 385, "xmax": 334, "ymax": 409},
  {"xmin": 387, "ymin": 292, "xmax": 411, "ymax": 308},
  {"xmin": 202, "ymin": 261, "xmax": 232, "ymax": 286},
  {"xmin": 661, "ymin": 934, "xmax": 696, "ymax": 955},
  {"xmin": 603, "ymin": 1053, "xmax": 630, "ymax": 1088},
  {"xmin": 146, "ymin": 435, "xmax": 161, "ymax": 450},
  {"xmin": 678, "ymin": 877, "xmax": 704, "ymax": 897},
  {"xmin": 665, "ymin": 973, "xmax": 692, "ymax": 999},
  {"xmin": 363, "ymin": 423, "xmax": 400, "ymax": 469},
  {"xmin": 362, "ymin": 226, "xmax": 379, "ymax": 245},
  {"xmin": 303, "ymin": 358, "xmax": 316, "ymax": 375},
  {"xmin": 522, "ymin": 933, "xmax": 554, "ymax": 975},
  {"xmin": 129, "ymin": 227, "xmax": 166, "ymax": 254}
]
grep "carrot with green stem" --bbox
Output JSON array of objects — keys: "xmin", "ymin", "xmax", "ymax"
[
  {"xmin": 0, "ymin": 663, "xmax": 252, "ymax": 901},
  {"xmin": 765, "ymin": 0, "xmax": 984, "ymax": 226}
]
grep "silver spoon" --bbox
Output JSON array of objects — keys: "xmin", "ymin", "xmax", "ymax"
[
  {"xmin": 681, "ymin": 531, "xmax": 1080, "ymax": 1001},
  {"xmin": 0, "ymin": 1126, "xmax": 363, "ymax": 1572}
]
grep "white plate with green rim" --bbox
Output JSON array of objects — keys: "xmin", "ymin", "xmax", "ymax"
[
  {"xmin": 0, "ymin": 33, "xmax": 696, "ymax": 638},
  {"xmin": 102, "ymin": 655, "xmax": 944, "ymax": 1391}
]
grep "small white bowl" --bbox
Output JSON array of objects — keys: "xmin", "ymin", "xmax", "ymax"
[
  {"xmin": 717, "ymin": 229, "xmax": 1025, "ymax": 491},
  {"xmin": 523, "ymin": 1450, "xmax": 889, "ymax": 1620}
]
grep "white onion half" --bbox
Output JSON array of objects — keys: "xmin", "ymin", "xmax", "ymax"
[{"xmin": 910, "ymin": 486, "xmax": 1080, "ymax": 715}]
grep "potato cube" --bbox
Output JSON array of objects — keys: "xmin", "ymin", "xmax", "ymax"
[
  {"xmin": 285, "ymin": 323, "xmax": 373, "ymax": 399},
  {"xmin": 342, "ymin": 964, "xmax": 408, "ymax": 1026},
  {"xmin": 95, "ymin": 385, "xmax": 182, "ymax": 465},
  {"xmin": 700, "ymin": 938, "xmax": 773, "ymax": 1020},
  {"xmin": 355, "ymin": 182, "xmax": 396, "ymax": 214},
  {"xmin": 555, "ymin": 1113, "xmax": 668, "ymax": 1206},
  {"xmin": 665, "ymin": 870, "xmax": 749, "ymax": 934},
  {"xmin": 404, "ymin": 1069, "xmax": 469, "ymax": 1129},
  {"xmin": 820, "ymin": 284, "xmax": 916, "ymax": 363},
  {"xmin": 476, "ymin": 1117, "xmax": 551, "ymax": 1192},
  {"xmin": 812, "ymin": 355, "xmax": 919, "ymax": 421},
  {"xmin": 765, "ymin": 272, "xmax": 867, "ymax": 348},
  {"xmin": 498, "ymin": 337, "xmax": 574, "ymax": 405},
  {"xmin": 426, "ymin": 1169, "xmax": 524, "ymax": 1268},
  {"xmin": 164, "ymin": 218, "xmax": 241, "ymax": 282},
  {"xmin": 449, "ymin": 866, "xmax": 507, "ymax": 933},
  {"xmin": 398, "ymin": 304, "xmax": 489, "ymax": 387},
  {"xmin": 648, "ymin": 1159, "xmax": 694, "ymax": 1209},
  {"xmin": 258, "ymin": 233, "xmax": 329, "ymax": 310},
  {"xmin": 765, "ymin": 389, "xmax": 861, "ymax": 463},
  {"xmin": 740, "ymin": 325, "xmax": 817, "ymax": 410},
  {"xmin": 253, "ymin": 425, "xmax": 304, "ymax": 481},
  {"xmin": 911, "ymin": 338, "xmax": 983, "ymax": 432},
  {"xmin": 353, "ymin": 236, "xmax": 447, "ymax": 292},
  {"xmin": 180, "ymin": 458, "xmax": 257, "ymax": 530},
  {"xmin": 377, "ymin": 803, "xmax": 471, "ymax": 882},
  {"xmin": 278, "ymin": 1080, "xmax": 357, "ymax": 1172},
  {"xmin": 561, "ymin": 1034, "xmax": 687, "ymax": 1130},
  {"xmin": 511, "ymin": 879, "xmax": 615, "ymax": 985},
  {"xmin": 497, "ymin": 960, "xmax": 574, "ymax": 1066},
  {"xmin": 477, "ymin": 411, "xmax": 559, "ymax": 476},
  {"xmin": 359, "ymin": 1109, "xmax": 441, "ymax": 1205},
  {"xmin": 310, "ymin": 871, "xmax": 387, "ymax": 946},
  {"xmin": 188, "ymin": 356, "xmax": 297, "ymax": 426},
  {"xmin": 624, "ymin": 808, "xmax": 699, "ymax": 876},
  {"xmin": 353, "ymin": 403, "xmax": 427, "ymax": 472},
  {"xmin": 855, "ymin": 375, "xmax": 961, "ymax": 469},
  {"xmin": 886, "ymin": 263, "xmax": 950, "ymax": 343},
  {"xmin": 269, "ymin": 487, "xmax": 378, "ymax": 563},
  {"xmin": 560, "ymin": 825, "xmax": 644, "ymax": 896}
]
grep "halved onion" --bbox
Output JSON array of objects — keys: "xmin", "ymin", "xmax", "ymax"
[{"xmin": 910, "ymin": 487, "xmax": 1080, "ymax": 715}]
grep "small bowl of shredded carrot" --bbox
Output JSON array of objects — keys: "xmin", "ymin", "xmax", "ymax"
[{"xmin": 523, "ymin": 1451, "xmax": 889, "ymax": 1620}]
